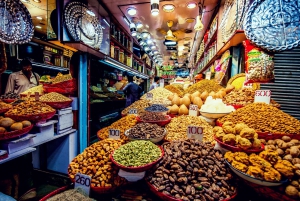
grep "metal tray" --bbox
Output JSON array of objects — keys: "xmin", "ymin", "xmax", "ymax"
[{"xmin": 244, "ymin": 0, "xmax": 300, "ymax": 51}]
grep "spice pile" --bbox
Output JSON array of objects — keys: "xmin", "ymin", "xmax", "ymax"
[
  {"xmin": 113, "ymin": 140, "xmax": 162, "ymax": 167},
  {"xmin": 145, "ymin": 104, "xmax": 168, "ymax": 112},
  {"xmin": 184, "ymin": 79, "xmax": 223, "ymax": 95},
  {"xmin": 127, "ymin": 123, "xmax": 165, "ymax": 139},
  {"xmin": 121, "ymin": 100, "xmax": 150, "ymax": 115},
  {"xmin": 218, "ymin": 103, "xmax": 300, "ymax": 134},
  {"xmin": 264, "ymin": 136, "xmax": 300, "ymax": 199},
  {"xmin": 5, "ymin": 101, "xmax": 55, "ymax": 116},
  {"xmin": 40, "ymin": 92, "xmax": 71, "ymax": 102},
  {"xmin": 148, "ymin": 140, "xmax": 236, "ymax": 201},
  {"xmin": 164, "ymin": 85, "xmax": 184, "ymax": 97},
  {"xmin": 97, "ymin": 115, "xmax": 137, "ymax": 140},
  {"xmin": 165, "ymin": 116, "xmax": 214, "ymax": 142},
  {"xmin": 214, "ymin": 122, "xmax": 261, "ymax": 150},
  {"xmin": 223, "ymin": 88, "xmax": 280, "ymax": 107},
  {"xmin": 68, "ymin": 139, "xmax": 126, "ymax": 188},
  {"xmin": 52, "ymin": 73, "xmax": 73, "ymax": 84},
  {"xmin": 139, "ymin": 111, "xmax": 168, "ymax": 121},
  {"xmin": 141, "ymin": 87, "xmax": 173, "ymax": 100}
]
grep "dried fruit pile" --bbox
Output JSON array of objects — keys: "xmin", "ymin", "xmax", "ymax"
[
  {"xmin": 218, "ymin": 103, "xmax": 300, "ymax": 134},
  {"xmin": 5, "ymin": 101, "xmax": 55, "ymax": 116},
  {"xmin": 141, "ymin": 87, "xmax": 173, "ymax": 100},
  {"xmin": 121, "ymin": 100, "xmax": 150, "ymax": 115},
  {"xmin": 148, "ymin": 140, "xmax": 236, "ymax": 201},
  {"xmin": 184, "ymin": 80, "xmax": 223, "ymax": 95}
]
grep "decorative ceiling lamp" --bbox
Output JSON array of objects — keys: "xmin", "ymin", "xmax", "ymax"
[
  {"xmin": 141, "ymin": 31, "xmax": 150, "ymax": 39},
  {"xmin": 151, "ymin": 0, "xmax": 159, "ymax": 16},
  {"xmin": 136, "ymin": 22, "xmax": 143, "ymax": 29},
  {"xmin": 165, "ymin": 21, "xmax": 177, "ymax": 41},
  {"xmin": 163, "ymin": 4, "xmax": 175, "ymax": 12},
  {"xmin": 130, "ymin": 23, "xmax": 137, "ymax": 36},
  {"xmin": 187, "ymin": 1, "xmax": 197, "ymax": 9},
  {"xmin": 194, "ymin": 0, "xmax": 204, "ymax": 31},
  {"xmin": 127, "ymin": 7, "xmax": 137, "ymax": 16}
]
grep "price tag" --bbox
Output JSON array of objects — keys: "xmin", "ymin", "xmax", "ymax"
[
  {"xmin": 242, "ymin": 81, "xmax": 253, "ymax": 88},
  {"xmin": 128, "ymin": 108, "xmax": 138, "ymax": 115},
  {"xmin": 206, "ymin": 72, "xmax": 211, "ymax": 80},
  {"xmin": 109, "ymin": 129, "xmax": 121, "ymax": 140},
  {"xmin": 254, "ymin": 90, "xmax": 271, "ymax": 104},
  {"xmin": 187, "ymin": 126, "xmax": 203, "ymax": 141},
  {"xmin": 189, "ymin": 104, "xmax": 198, "ymax": 116},
  {"xmin": 74, "ymin": 173, "xmax": 91, "ymax": 195},
  {"xmin": 35, "ymin": 92, "xmax": 39, "ymax": 101},
  {"xmin": 146, "ymin": 93, "xmax": 153, "ymax": 100}
]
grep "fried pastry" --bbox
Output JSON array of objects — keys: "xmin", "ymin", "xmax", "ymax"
[
  {"xmin": 246, "ymin": 166, "xmax": 264, "ymax": 179},
  {"xmin": 237, "ymin": 137, "xmax": 252, "ymax": 150},
  {"xmin": 274, "ymin": 160, "xmax": 295, "ymax": 178},
  {"xmin": 215, "ymin": 131, "xmax": 225, "ymax": 141},
  {"xmin": 232, "ymin": 160, "xmax": 248, "ymax": 172},
  {"xmin": 234, "ymin": 123, "xmax": 249, "ymax": 134},
  {"xmin": 213, "ymin": 126, "xmax": 223, "ymax": 133},
  {"xmin": 234, "ymin": 152, "xmax": 250, "ymax": 165},
  {"xmin": 223, "ymin": 121, "xmax": 234, "ymax": 127},
  {"xmin": 264, "ymin": 167, "xmax": 281, "ymax": 182},
  {"xmin": 259, "ymin": 150, "xmax": 280, "ymax": 165},
  {"xmin": 224, "ymin": 152, "xmax": 235, "ymax": 163},
  {"xmin": 222, "ymin": 134, "xmax": 236, "ymax": 145},
  {"xmin": 249, "ymin": 154, "xmax": 272, "ymax": 170},
  {"xmin": 240, "ymin": 128, "xmax": 257, "ymax": 140},
  {"xmin": 223, "ymin": 126, "xmax": 235, "ymax": 134},
  {"xmin": 252, "ymin": 138, "xmax": 261, "ymax": 149}
]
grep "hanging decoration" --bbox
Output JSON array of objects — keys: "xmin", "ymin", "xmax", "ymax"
[
  {"xmin": 0, "ymin": 0, "xmax": 34, "ymax": 44},
  {"xmin": 194, "ymin": 0, "xmax": 204, "ymax": 31},
  {"xmin": 244, "ymin": 0, "xmax": 300, "ymax": 51},
  {"xmin": 64, "ymin": 2, "xmax": 103, "ymax": 49}
]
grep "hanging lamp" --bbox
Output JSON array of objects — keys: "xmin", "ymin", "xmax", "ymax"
[
  {"xmin": 151, "ymin": 0, "xmax": 159, "ymax": 16},
  {"xmin": 194, "ymin": 0, "xmax": 204, "ymax": 31},
  {"xmin": 130, "ymin": 23, "xmax": 137, "ymax": 36}
]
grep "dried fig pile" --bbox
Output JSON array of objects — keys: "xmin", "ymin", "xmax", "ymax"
[
  {"xmin": 147, "ymin": 140, "xmax": 236, "ymax": 201},
  {"xmin": 218, "ymin": 103, "xmax": 300, "ymax": 134}
]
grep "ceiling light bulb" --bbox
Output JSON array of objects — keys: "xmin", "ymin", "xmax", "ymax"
[
  {"xmin": 21, "ymin": 0, "xmax": 30, "ymax": 2},
  {"xmin": 187, "ymin": 2, "xmax": 197, "ymax": 9},
  {"xmin": 147, "ymin": 39, "xmax": 153, "ymax": 45},
  {"xmin": 194, "ymin": 15, "xmax": 204, "ymax": 31},
  {"xmin": 151, "ymin": 0, "xmax": 159, "ymax": 16},
  {"xmin": 136, "ymin": 22, "xmax": 143, "ymax": 29},
  {"xmin": 151, "ymin": 45, "xmax": 156, "ymax": 50},
  {"xmin": 36, "ymin": 16, "xmax": 42, "ymax": 20},
  {"xmin": 130, "ymin": 23, "xmax": 137, "ymax": 36},
  {"xmin": 163, "ymin": 4, "xmax": 175, "ymax": 12},
  {"xmin": 127, "ymin": 7, "xmax": 137, "ymax": 16},
  {"xmin": 153, "ymin": 50, "xmax": 159, "ymax": 55},
  {"xmin": 142, "ymin": 32, "xmax": 150, "ymax": 39},
  {"xmin": 33, "ymin": 0, "xmax": 41, "ymax": 2},
  {"xmin": 144, "ymin": 46, "xmax": 150, "ymax": 51}
]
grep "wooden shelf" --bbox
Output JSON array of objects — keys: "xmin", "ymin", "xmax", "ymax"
[
  {"xmin": 198, "ymin": 30, "xmax": 246, "ymax": 74},
  {"xmin": 111, "ymin": 36, "xmax": 132, "ymax": 55},
  {"xmin": 0, "ymin": 148, "xmax": 36, "ymax": 165},
  {"xmin": 133, "ymin": 54, "xmax": 143, "ymax": 64}
]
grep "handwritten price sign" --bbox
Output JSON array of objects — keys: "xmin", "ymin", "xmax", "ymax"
[
  {"xmin": 128, "ymin": 108, "xmax": 138, "ymax": 114},
  {"xmin": 243, "ymin": 82, "xmax": 253, "ymax": 88},
  {"xmin": 74, "ymin": 173, "xmax": 91, "ymax": 195},
  {"xmin": 109, "ymin": 129, "xmax": 121, "ymax": 140},
  {"xmin": 189, "ymin": 104, "xmax": 198, "ymax": 116},
  {"xmin": 146, "ymin": 93, "xmax": 153, "ymax": 100},
  {"xmin": 187, "ymin": 126, "xmax": 203, "ymax": 141},
  {"xmin": 254, "ymin": 90, "xmax": 271, "ymax": 104}
]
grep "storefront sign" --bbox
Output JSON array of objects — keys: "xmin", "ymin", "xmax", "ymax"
[
  {"xmin": 74, "ymin": 173, "xmax": 91, "ymax": 195},
  {"xmin": 187, "ymin": 126, "xmax": 203, "ymax": 141},
  {"xmin": 128, "ymin": 109, "xmax": 138, "ymax": 114},
  {"xmin": 189, "ymin": 104, "xmax": 198, "ymax": 116},
  {"xmin": 146, "ymin": 93, "xmax": 153, "ymax": 100},
  {"xmin": 254, "ymin": 90, "xmax": 271, "ymax": 104},
  {"xmin": 109, "ymin": 129, "xmax": 121, "ymax": 140}
]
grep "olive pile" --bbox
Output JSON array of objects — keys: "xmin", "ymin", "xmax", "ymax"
[
  {"xmin": 0, "ymin": 92, "xmax": 19, "ymax": 99},
  {"xmin": 145, "ymin": 104, "xmax": 168, "ymax": 112}
]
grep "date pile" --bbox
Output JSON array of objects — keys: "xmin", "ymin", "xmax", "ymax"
[
  {"xmin": 148, "ymin": 140, "xmax": 236, "ymax": 201},
  {"xmin": 139, "ymin": 111, "xmax": 168, "ymax": 121},
  {"xmin": 127, "ymin": 123, "xmax": 165, "ymax": 139}
]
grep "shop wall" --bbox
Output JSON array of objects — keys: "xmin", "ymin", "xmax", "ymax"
[{"xmin": 260, "ymin": 47, "xmax": 300, "ymax": 120}]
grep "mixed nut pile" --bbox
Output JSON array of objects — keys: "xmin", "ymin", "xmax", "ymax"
[
  {"xmin": 5, "ymin": 101, "xmax": 55, "ymax": 116},
  {"xmin": 121, "ymin": 100, "xmax": 150, "ymax": 115},
  {"xmin": 141, "ymin": 87, "xmax": 173, "ymax": 100},
  {"xmin": 40, "ymin": 92, "xmax": 72, "ymax": 102},
  {"xmin": 148, "ymin": 140, "xmax": 236, "ymax": 201},
  {"xmin": 126, "ymin": 123, "xmax": 165, "ymax": 139},
  {"xmin": 139, "ymin": 111, "xmax": 168, "ymax": 121}
]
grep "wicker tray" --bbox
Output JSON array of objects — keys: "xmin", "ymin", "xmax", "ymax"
[
  {"xmin": 42, "ymin": 100, "xmax": 73, "ymax": 109},
  {"xmin": 5, "ymin": 111, "xmax": 56, "ymax": 122},
  {"xmin": 0, "ymin": 125, "xmax": 33, "ymax": 141}
]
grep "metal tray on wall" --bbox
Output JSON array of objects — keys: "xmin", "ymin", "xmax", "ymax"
[{"xmin": 244, "ymin": 0, "xmax": 300, "ymax": 51}]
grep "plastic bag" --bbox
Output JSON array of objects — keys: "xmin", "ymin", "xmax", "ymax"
[{"xmin": 243, "ymin": 40, "xmax": 274, "ymax": 84}]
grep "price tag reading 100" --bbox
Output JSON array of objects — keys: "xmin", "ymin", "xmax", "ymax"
[
  {"xmin": 187, "ymin": 126, "xmax": 203, "ymax": 141},
  {"xmin": 74, "ymin": 173, "xmax": 91, "ymax": 195},
  {"xmin": 109, "ymin": 129, "xmax": 121, "ymax": 140}
]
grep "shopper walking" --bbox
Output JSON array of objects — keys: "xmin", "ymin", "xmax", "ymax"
[{"xmin": 123, "ymin": 75, "xmax": 143, "ymax": 107}]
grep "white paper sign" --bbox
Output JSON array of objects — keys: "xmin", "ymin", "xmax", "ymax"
[
  {"xmin": 189, "ymin": 104, "xmax": 198, "ymax": 116},
  {"xmin": 128, "ymin": 108, "xmax": 138, "ymax": 114},
  {"xmin": 187, "ymin": 126, "xmax": 203, "ymax": 141},
  {"xmin": 206, "ymin": 72, "xmax": 211, "ymax": 80},
  {"xmin": 146, "ymin": 93, "xmax": 153, "ymax": 100},
  {"xmin": 242, "ymin": 81, "xmax": 253, "ymax": 88},
  {"xmin": 254, "ymin": 90, "xmax": 271, "ymax": 104},
  {"xmin": 109, "ymin": 129, "xmax": 121, "ymax": 140},
  {"xmin": 74, "ymin": 173, "xmax": 91, "ymax": 195}
]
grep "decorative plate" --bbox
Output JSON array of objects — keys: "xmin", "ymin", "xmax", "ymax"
[
  {"xmin": 64, "ymin": 2, "xmax": 103, "ymax": 49},
  {"xmin": 0, "ymin": 0, "xmax": 34, "ymax": 44},
  {"xmin": 244, "ymin": 0, "xmax": 300, "ymax": 51}
]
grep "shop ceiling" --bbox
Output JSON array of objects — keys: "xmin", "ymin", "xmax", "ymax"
[{"xmin": 101, "ymin": 0, "xmax": 221, "ymax": 67}]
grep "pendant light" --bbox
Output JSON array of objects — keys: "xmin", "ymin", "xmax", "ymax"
[
  {"xmin": 194, "ymin": 0, "xmax": 204, "ymax": 31},
  {"xmin": 130, "ymin": 23, "xmax": 137, "ymax": 36},
  {"xmin": 151, "ymin": 0, "xmax": 159, "ymax": 16}
]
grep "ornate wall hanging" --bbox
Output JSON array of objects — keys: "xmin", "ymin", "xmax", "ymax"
[{"xmin": 244, "ymin": 0, "xmax": 300, "ymax": 51}]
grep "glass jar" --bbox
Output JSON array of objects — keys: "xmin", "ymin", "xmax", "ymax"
[
  {"xmin": 111, "ymin": 23, "xmax": 115, "ymax": 37},
  {"xmin": 124, "ymin": 53, "xmax": 127, "ymax": 65},
  {"xmin": 110, "ymin": 42, "xmax": 114, "ymax": 58},
  {"xmin": 128, "ymin": 39, "xmax": 131, "ymax": 50},
  {"xmin": 114, "ymin": 28, "xmax": 119, "ymax": 39},
  {"xmin": 119, "ymin": 49, "xmax": 124, "ymax": 63},
  {"xmin": 117, "ymin": 29, "xmax": 121, "ymax": 42},
  {"xmin": 114, "ymin": 46, "xmax": 120, "ymax": 61},
  {"xmin": 124, "ymin": 36, "xmax": 128, "ymax": 49},
  {"xmin": 127, "ymin": 54, "xmax": 132, "ymax": 67},
  {"xmin": 120, "ymin": 32, "xmax": 124, "ymax": 46},
  {"xmin": 133, "ymin": 59, "xmax": 137, "ymax": 70}
]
